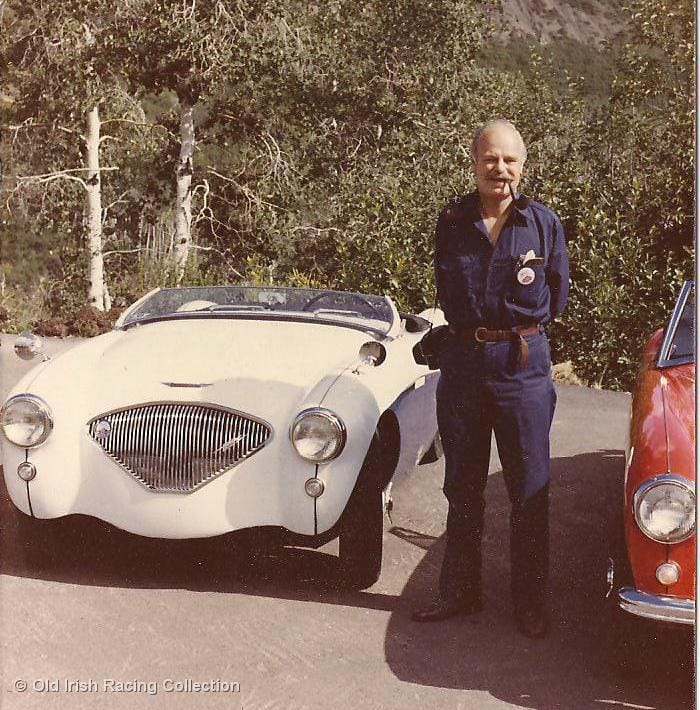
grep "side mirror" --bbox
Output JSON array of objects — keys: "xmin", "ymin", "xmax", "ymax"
[
  {"xmin": 15, "ymin": 332, "xmax": 48, "ymax": 361},
  {"xmin": 359, "ymin": 341, "xmax": 386, "ymax": 367}
]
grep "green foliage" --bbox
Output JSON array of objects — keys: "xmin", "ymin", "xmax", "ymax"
[
  {"xmin": 551, "ymin": 0, "xmax": 695, "ymax": 388},
  {"xmin": 478, "ymin": 36, "xmax": 616, "ymax": 101},
  {"xmin": 0, "ymin": 0, "xmax": 694, "ymax": 389},
  {"xmin": 0, "ymin": 284, "xmax": 46, "ymax": 334}
]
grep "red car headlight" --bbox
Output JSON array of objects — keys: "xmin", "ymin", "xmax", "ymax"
[{"xmin": 634, "ymin": 475, "xmax": 695, "ymax": 544}]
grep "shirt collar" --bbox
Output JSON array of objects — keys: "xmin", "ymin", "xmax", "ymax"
[
  {"xmin": 512, "ymin": 197, "xmax": 530, "ymax": 224},
  {"xmin": 466, "ymin": 190, "xmax": 530, "ymax": 225}
]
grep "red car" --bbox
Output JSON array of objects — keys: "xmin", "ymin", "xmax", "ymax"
[{"xmin": 608, "ymin": 280, "xmax": 695, "ymax": 625}]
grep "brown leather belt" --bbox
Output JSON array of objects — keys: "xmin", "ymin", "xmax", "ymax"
[
  {"xmin": 449, "ymin": 324, "xmax": 542, "ymax": 368},
  {"xmin": 472, "ymin": 324, "xmax": 541, "ymax": 342}
]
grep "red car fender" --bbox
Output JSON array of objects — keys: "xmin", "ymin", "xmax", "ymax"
[{"xmin": 626, "ymin": 329, "xmax": 696, "ymax": 600}]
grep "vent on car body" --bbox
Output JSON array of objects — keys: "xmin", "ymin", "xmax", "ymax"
[{"xmin": 88, "ymin": 402, "xmax": 272, "ymax": 493}]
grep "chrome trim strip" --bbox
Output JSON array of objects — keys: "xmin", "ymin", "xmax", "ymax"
[
  {"xmin": 88, "ymin": 402, "xmax": 273, "ymax": 493},
  {"xmin": 633, "ymin": 473, "xmax": 696, "ymax": 543},
  {"xmin": 618, "ymin": 587, "xmax": 695, "ymax": 625},
  {"xmin": 162, "ymin": 382, "xmax": 213, "ymax": 388},
  {"xmin": 657, "ymin": 280, "xmax": 694, "ymax": 369},
  {"xmin": 659, "ymin": 375, "xmax": 671, "ymax": 474}
]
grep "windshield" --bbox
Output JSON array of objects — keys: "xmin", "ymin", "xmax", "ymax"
[
  {"xmin": 668, "ymin": 286, "xmax": 695, "ymax": 361},
  {"xmin": 119, "ymin": 286, "xmax": 396, "ymax": 335},
  {"xmin": 658, "ymin": 281, "xmax": 695, "ymax": 368}
]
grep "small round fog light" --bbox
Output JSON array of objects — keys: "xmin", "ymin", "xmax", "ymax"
[
  {"xmin": 304, "ymin": 478, "xmax": 325, "ymax": 498},
  {"xmin": 17, "ymin": 461, "xmax": 37, "ymax": 482},
  {"xmin": 656, "ymin": 562, "xmax": 681, "ymax": 586}
]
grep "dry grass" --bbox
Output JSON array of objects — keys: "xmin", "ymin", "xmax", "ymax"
[
  {"xmin": 0, "ymin": 285, "xmax": 48, "ymax": 334},
  {"xmin": 552, "ymin": 360, "xmax": 585, "ymax": 386}
]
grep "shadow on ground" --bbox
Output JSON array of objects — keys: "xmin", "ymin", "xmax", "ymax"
[
  {"xmin": 383, "ymin": 449, "xmax": 695, "ymax": 710},
  {"xmin": 0, "ymin": 450, "xmax": 694, "ymax": 709}
]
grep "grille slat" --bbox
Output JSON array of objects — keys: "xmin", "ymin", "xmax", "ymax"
[
  {"xmin": 89, "ymin": 403, "xmax": 272, "ymax": 493},
  {"xmin": 173, "ymin": 404, "xmax": 183, "ymax": 491}
]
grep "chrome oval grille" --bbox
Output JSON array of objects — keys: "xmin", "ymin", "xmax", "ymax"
[{"xmin": 88, "ymin": 403, "xmax": 272, "ymax": 493}]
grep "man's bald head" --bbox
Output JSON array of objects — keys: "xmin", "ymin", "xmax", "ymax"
[{"xmin": 470, "ymin": 120, "xmax": 527, "ymax": 163}]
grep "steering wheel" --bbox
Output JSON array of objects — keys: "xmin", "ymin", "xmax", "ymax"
[{"xmin": 302, "ymin": 292, "xmax": 384, "ymax": 320}]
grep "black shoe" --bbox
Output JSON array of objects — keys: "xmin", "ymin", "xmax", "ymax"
[
  {"xmin": 411, "ymin": 597, "xmax": 482, "ymax": 623},
  {"xmin": 515, "ymin": 607, "xmax": 549, "ymax": 638}
]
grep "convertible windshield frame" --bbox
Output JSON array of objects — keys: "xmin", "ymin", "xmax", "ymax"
[
  {"xmin": 116, "ymin": 286, "xmax": 398, "ymax": 338},
  {"xmin": 657, "ymin": 280, "xmax": 695, "ymax": 369}
]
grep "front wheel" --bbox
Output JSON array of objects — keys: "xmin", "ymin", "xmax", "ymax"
[{"xmin": 338, "ymin": 486, "xmax": 383, "ymax": 590}]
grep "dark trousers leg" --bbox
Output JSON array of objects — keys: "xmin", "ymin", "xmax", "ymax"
[
  {"xmin": 510, "ymin": 484, "xmax": 549, "ymax": 613},
  {"xmin": 491, "ymin": 376, "xmax": 556, "ymax": 613},
  {"xmin": 436, "ymin": 374, "xmax": 491, "ymax": 604}
]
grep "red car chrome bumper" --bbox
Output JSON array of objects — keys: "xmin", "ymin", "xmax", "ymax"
[{"xmin": 618, "ymin": 587, "xmax": 695, "ymax": 625}]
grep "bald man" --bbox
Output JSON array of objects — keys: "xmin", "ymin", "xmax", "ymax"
[{"xmin": 411, "ymin": 120, "xmax": 569, "ymax": 638}]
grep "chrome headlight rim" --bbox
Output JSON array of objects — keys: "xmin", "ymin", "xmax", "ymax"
[
  {"xmin": 0, "ymin": 394, "xmax": 54, "ymax": 448},
  {"xmin": 290, "ymin": 407, "xmax": 346, "ymax": 463},
  {"xmin": 634, "ymin": 474, "xmax": 696, "ymax": 544}
]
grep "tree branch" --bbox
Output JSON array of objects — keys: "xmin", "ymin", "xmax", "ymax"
[
  {"xmin": 289, "ymin": 226, "xmax": 342, "ymax": 235},
  {"xmin": 13, "ymin": 166, "xmax": 119, "ymax": 192},
  {"xmin": 18, "ymin": 167, "xmax": 118, "ymax": 178},
  {"xmin": 100, "ymin": 118, "xmax": 171, "ymax": 135},
  {"xmin": 16, "ymin": 172, "xmax": 88, "ymax": 189},
  {"xmin": 102, "ymin": 190, "xmax": 129, "ymax": 224},
  {"xmin": 206, "ymin": 168, "xmax": 281, "ymax": 212},
  {"xmin": 98, "ymin": 135, "xmax": 121, "ymax": 146},
  {"xmin": 190, "ymin": 243, "xmax": 245, "ymax": 280},
  {"xmin": 103, "ymin": 247, "xmax": 147, "ymax": 258}
]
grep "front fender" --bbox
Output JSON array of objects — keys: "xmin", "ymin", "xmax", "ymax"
[{"xmin": 313, "ymin": 373, "xmax": 381, "ymax": 534}]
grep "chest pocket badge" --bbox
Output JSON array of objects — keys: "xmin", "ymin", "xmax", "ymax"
[
  {"xmin": 517, "ymin": 267, "xmax": 535, "ymax": 285},
  {"xmin": 516, "ymin": 250, "xmax": 544, "ymax": 285}
]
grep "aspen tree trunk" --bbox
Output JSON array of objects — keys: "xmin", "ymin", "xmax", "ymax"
[
  {"xmin": 86, "ymin": 105, "xmax": 107, "ymax": 311},
  {"xmin": 174, "ymin": 100, "xmax": 194, "ymax": 282}
]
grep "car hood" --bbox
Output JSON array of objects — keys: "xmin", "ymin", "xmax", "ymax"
[
  {"xmin": 629, "ymin": 362, "xmax": 696, "ymax": 489},
  {"xmin": 108, "ymin": 318, "xmax": 369, "ymax": 382},
  {"xmin": 22, "ymin": 318, "xmax": 376, "ymax": 423}
]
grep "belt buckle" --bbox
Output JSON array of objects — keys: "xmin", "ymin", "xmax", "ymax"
[{"xmin": 474, "ymin": 327, "xmax": 488, "ymax": 343}]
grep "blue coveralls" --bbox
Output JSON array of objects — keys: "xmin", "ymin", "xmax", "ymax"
[{"xmin": 434, "ymin": 191, "xmax": 569, "ymax": 613}]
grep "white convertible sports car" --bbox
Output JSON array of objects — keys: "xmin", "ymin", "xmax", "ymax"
[{"xmin": 1, "ymin": 286, "xmax": 443, "ymax": 588}]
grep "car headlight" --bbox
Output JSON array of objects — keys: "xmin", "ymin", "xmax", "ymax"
[
  {"xmin": 634, "ymin": 475, "xmax": 695, "ymax": 543},
  {"xmin": 0, "ymin": 394, "xmax": 53, "ymax": 447},
  {"xmin": 290, "ymin": 408, "xmax": 346, "ymax": 463}
]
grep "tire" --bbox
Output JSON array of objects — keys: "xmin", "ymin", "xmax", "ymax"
[
  {"xmin": 338, "ymin": 484, "xmax": 383, "ymax": 590},
  {"xmin": 338, "ymin": 430, "xmax": 386, "ymax": 590}
]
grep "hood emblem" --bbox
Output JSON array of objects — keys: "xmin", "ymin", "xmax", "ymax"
[
  {"xmin": 93, "ymin": 419, "xmax": 112, "ymax": 439},
  {"xmin": 162, "ymin": 382, "xmax": 213, "ymax": 388}
]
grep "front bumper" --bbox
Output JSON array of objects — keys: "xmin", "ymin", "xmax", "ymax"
[{"xmin": 617, "ymin": 587, "xmax": 695, "ymax": 625}]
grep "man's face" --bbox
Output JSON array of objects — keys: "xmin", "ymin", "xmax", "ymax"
[{"xmin": 472, "ymin": 126, "xmax": 525, "ymax": 202}]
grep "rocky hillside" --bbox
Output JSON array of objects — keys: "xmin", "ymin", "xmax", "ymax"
[{"xmin": 498, "ymin": 0, "xmax": 624, "ymax": 44}]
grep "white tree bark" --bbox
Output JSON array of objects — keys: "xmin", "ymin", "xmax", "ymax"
[
  {"xmin": 174, "ymin": 100, "xmax": 194, "ymax": 282},
  {"xmin": 86, "ymin": 105, "xmax": 107, "ymax": 311}
]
